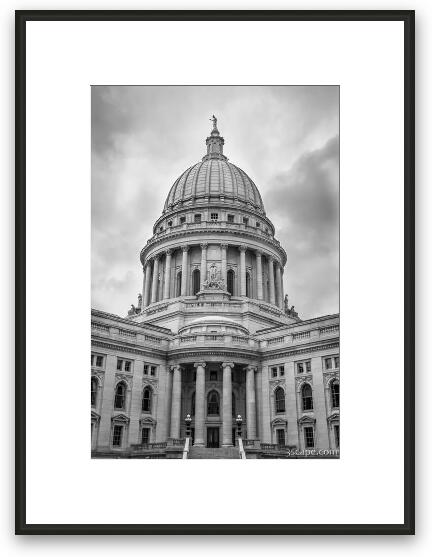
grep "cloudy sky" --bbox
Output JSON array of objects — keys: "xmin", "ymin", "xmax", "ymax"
[{"xmin": 92, "ymin": 85, "xmax": 339, "ymax": 320}]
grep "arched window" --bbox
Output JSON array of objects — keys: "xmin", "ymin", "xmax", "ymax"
[
  {"xmin": 191, "ymin": 392, "xmax": 195, "ymax": 416},
  {"xmin": 192, "ymin": 269, "xmax": 200, "ymax": 295},
  {"xmin": 331, "ymin": 381, "xmax": 340, "ymax": 408},
  {"xmin": 176, "ymin": 271, "xmax": 182, "ymax": 297},
  {"xmin": 302, "ymin": 384, "xmax": 313, "ymax": 411},
  {"xmin": 227, "ymin": 269, "xmax": 235, "ymax": 295},
  {"xmin": 114, "ymin": 382, "xmax": 126, "ymax": 410},
  {"xmin": 142, "ymin": 386, "xmax": 152, "ymax": 412},
  {"xmin": 275, "ymin": 387, "xmax": 285, "ymax": 413},
  {"xmin": 246, "ymin": 272, "xmax": 251, "ymax": 297},
  {"xmin": 207, "ymin": 390, "xmax": 220, "ymax": 415},
  {"xmin": 91, "ymin": 377, "xmax": 98, "ymax": 407},
  {"xmin": 232, "ymin": 392, "xmax": 236, "ymax": 417}
]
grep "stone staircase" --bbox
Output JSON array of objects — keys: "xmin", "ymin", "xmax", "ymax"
[{"xmin": 188, "ymin": 446, "xmax": 241, "ymax": 459}]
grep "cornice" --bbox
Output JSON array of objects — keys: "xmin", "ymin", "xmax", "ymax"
[{"xmin": 91, "ymin": 339, "xmax": 168, "ymax": 361}]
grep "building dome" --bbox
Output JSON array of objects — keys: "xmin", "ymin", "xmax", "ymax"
[
  {"xmin": 163, "ymin": 116, "xmax": 265, "ymax": 214},
  {"xmin": 164, "ymin": 159, "xmax": 265, "ymax": 213}
]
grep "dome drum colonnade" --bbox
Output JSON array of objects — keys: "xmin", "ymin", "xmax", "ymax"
[
  {"xmin": 169, "ymin": 362, "xmax": 258, "ymax": 447},
  {"xmin": 141, "ymin": 243, "xmax": 285, "ymax": 309}
]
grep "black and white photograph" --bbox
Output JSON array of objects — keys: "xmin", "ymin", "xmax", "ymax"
[{"xmin": 90, "ymin": 85, "xmax": 340, "ymax": 459}]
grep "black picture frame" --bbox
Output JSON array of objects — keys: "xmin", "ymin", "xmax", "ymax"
[{"xmin": 15, "ymin": 9, "xmax": 415, "ymax": 535}]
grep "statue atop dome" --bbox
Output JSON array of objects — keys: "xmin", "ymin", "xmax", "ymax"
[{"xmin": 210, "ymin": 114, "xmax": 218, "ymax": 133}]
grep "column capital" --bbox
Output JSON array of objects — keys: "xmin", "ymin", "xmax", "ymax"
[
  {"xmin": 222, "ymin": 362, "xmax": 235, "ymax": 369},
  {"xmin": 193, "ymin": 361, "xmax": 206, "ymax": 369},
  {"xmin": 165, "ymin": 248, "xmax": 173, "ymax": 256},
  {"xmin": 170, "ymin": 364, "xmax": 183, "ymax": 373},
  {"xmin": 238, "ymin": 244, "xmax": 247, "ymax": 252},
  {"xmin": 200, "ymin": 242, "xmax": 208, "ymax": 250},
  {"xmin": 153, "ymin": 253, "xmax": 161, "ymax": 262},
  {"xmin": 268, "ymin": 255, "xmax": 275, "ymax": 264},
  {"xmin": 244, "ymin": 364, "xmax": 258, "ymax": 373},
  {"xmin": 255, "ymin": 249, "xmax": 263, "ymax": 257},
  {"xmin": 220, "ymin": 243, "xmax": 228, "ymax": 250},
  {"xmin": 181, "ymin": 245, "xmax": 189, "ymax": 252}
]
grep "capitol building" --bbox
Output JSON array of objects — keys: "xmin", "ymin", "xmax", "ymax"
[{"xmin": 91, "ymin": 117, "xmax": 340, "ymax": 459}]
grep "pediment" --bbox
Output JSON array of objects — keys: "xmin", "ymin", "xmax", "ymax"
[
  {"xmin": 91, "ymin": 411, "xmax": 100, "ymax": 423},
  {"xmin": 271, "ymin": 418, "xmax": 287, "ymax": 426},
  {"xmin": 111, "ymin": 413, "xmax": 130, "ymax": 424},
  {"xmin": 298, "ymin": 415, "xmax": 316, "ymax": 425},
  {"xmin": 327, "ymin": 412, "xmax": 340, "ymax": 423}
]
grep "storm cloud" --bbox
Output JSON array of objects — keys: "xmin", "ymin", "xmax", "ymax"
[{"xmin": 91, "ymin": 86, "xmax": 339, "ymax": 319}]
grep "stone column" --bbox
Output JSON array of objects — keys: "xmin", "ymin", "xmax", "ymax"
[
  {"xmin": 220, "ymin": 243, "xmax": 228, "ymax": 289},
  {"xmin": 150, "ymin": 255, "xmax": 160, "ymax": 304},
  {"xmin": 245, "ymin": 365, "xmax": 257, "ymax": 439},
  {"xmin": 222, "ymin": 362, "xmax": 234, "ymax": 447},
  {"xmin": 256, "ymin": 251, "xmax": 263, "ymax": 300},
  {"xmin": 275, "ymin": 262, "xmax": 283, "ymax": 308},
  {"xmin": 239, "ymin": 245, "xmax": 247, "ymax": 297},
  {"xmin": 200, "ymin": 243, "xmax": 208, "ymax": 290},
  {"xmin": 180, "ymin": 245, "xmax": 189, "ymax": 296},
  {"xmin": 193, "ymin": 362, "xmax": 206, "ymax": 446},
  {"xmin": 142, "ymin": 262, "xmax": 151, "ymax": 308},
  {"xmin": 268, "ymin": 257, "xmax": 276, "ymax": 305},
  {"xmin": 169, "ymin": 365, "xmax": 182, "ymax": 439},
  {"xmin": 163, "ymin": 249, "xmax": 172, "ymax": 300}
]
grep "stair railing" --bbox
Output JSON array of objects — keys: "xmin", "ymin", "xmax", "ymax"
[
  {"xmin": 182, "ymin": 436, "xmax": 190, "ymax": 459},
  {"xmin": 238, "ymin": 438, "xmax": 247, "ymax": 459}
]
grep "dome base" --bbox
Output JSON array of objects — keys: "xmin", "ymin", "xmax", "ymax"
[{"xmin": 196, "ymin": 288, "xmax": 232, "ymax": 302}]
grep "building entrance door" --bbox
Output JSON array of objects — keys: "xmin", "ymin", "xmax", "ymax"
[{"xmin": 207, "ymin": 427, "xmax": 220, "ymax": 448}]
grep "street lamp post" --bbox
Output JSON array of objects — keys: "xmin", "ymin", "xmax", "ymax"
[
  {"xmin": 236, "ymin": 414, "xmax": 243, "ymax": 439},
  {"xmin": 185, "ymin": 414, "xmax": 192, "ymax": 438}
]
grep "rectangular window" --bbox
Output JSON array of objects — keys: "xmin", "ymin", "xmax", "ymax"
[
  {"xmin": 116, "ymin": 359, "xmax": 123, "ymax": 371},
  {"xmin": 210, "ymin": 370, "xmax": 218, "ymax": 381},
  {"xmin": 124, "ymin": 360, "xmax": 131, "ymax": 372},
  {"xmin": 227, "ymin": 214, "xmax": 234, "ymax": 223},
  {"xmin": 96, "ymin": 355, "xmax": 103, "ymax": 367},
  {"xmin": 194, "ymin": 214, "xmax": 201, "ymax": 223},
  {"xmin": 271, "ymin": 367, "xmax": 277, "ymax": 378},
  {"xmin": 297, "ymin": 362, "xmax": 304, "ymax": 374},
  {"xmin": 277, "ymin": 429, "xmax": 285, "ymax": 446},
  {"xmin": 256, "ymin": 221, "xmax": 260, "ymax": 227},
  {"xmin": 305, "ymin": 361, "xmax": 311, "ymax": 372},
  {"xmin": 334, "ymin": 356, "xmax": 340, "ymax": 368},
  {"xmin": 143, "ymin": 364, "xmax": 148, "ymax": 375},
  {"xmin": 112, "ymin": 425, "xmax": 123, "ymax": 447},
  {"xmin": 279, "ymin": 366, "xmax": 285, "ymax": 376},
  {"xmin": 304, "ymin": 427, "xmax": 315, "ymax": 448},
  {"xmin": 150, "ymin": 366, "xmax": 156, "ymax": 376},
  {"xmin": 324, "ymin": 357, "xmax": 332, "ymax": 370},
  {"xmin": 180, "ymin": 216, "xmax": 186, "ymax": 224},
  {"xmin": 334, "ymin": 425, "xmax": 340, "ymax": 448},
  {"xmin": 91, "ymin": 354, "xmax": 94, "ymax": 366},
  {"xmin": 243, "ymin": 217, "xmax": 249, "ymax": 225},
  {"xmin": 210, "ymin": 213, "xmax": 219, "ymax": 221},
  {"xmin": 141, "ymin": 428, "xmax": 150, "ymax": 445}
]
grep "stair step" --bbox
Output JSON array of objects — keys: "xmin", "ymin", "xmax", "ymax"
[{"xmin": 188, "ymin": 447, "xmax": 240, "ymax": 459}]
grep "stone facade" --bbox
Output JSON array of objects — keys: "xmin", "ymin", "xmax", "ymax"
[{"xmin": 91, "ymin": 120, "xmax": 339, "ymax": 459}]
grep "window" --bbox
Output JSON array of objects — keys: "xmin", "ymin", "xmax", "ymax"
[
  {"xmin": 194, "ymin": 214, "xmax": 202, "ymax": 223},
  {"xmin": 271, "ymin": 367, "xmax": 277, "ymax": 378},
  {"xmin": 306, "ymin": 361, "xmax": 311, "ymax": 372},
  {"xmin": 279, "ymin": 366, "xmax": 285, "ymax": 377},
  {"xmin": 210, "ymin": 212, "xmax": 219, "ymax": 221},
  {"xmin": 302, "ymin": 384, "xmax": 313, "ymax": 411},
  {"xmin": 297, "ymin": 360, "xmax": 311, "ymax": 373},
  {"xmin": 168, "ymin": 220, "xmax": 172, "ymax": 227},
  {"xmin": 243, "ymin": 217, "xmax": 249, "ymax": 225},
  {"xmin": 150, "ymin": 366, "xmax": 156, "ymax": 377},
  {"xmin": 304, "ymin": 426, "xmax": 314, "ymax": 448},
  {"xmin": 176, "ymin": 271, "xmax": 182, "ymax": 296},
  {"xmin": 192, "ymin": 268, "xmax": 200, "ymax": 295},
  {"xmin": 331, "ymin": 381, "xmax": 340, "ymax": 408},
  {"xmin": 334, "ymin": 425, "xmax": 340, "ymax": 448},
  {"xmin": 275, "ymin": 387, "xmax": 286, "ymax": 413},
  {"xmin": 142, "ymin": 387, "xmax": 152, "ymax": 412},
  {"xmin": 324, "ymin": 357, "xmax": 332, "ymax": 370},
  {"xmin": 180, "ymin": 216, "xmax": 186, "ymax": 224},
  {"xmin": 91, "ymin": 377, "xmax": 98, "ymax": 407},
  {"xmin": 94, "ymin": 355, "xmax": 103, "ymax": 367},
  {"xmin": 227, "ymin": 269, "xmax": 235, "ymax": 295},
  {"xmin": 227, "ymin": 214, "xmax": 234, "ymax": 223},
  {"xmin": 112, "ymin": 425, "xmax": 123, "ymax": 447},
  {"xmin": 124, "ymin": 360, "xmax": 131, "ymax": 372},
  {"xmin": 297, "ymin": 362, "xmax": 304, "ymax": 374},
  {"xmin": 277, "ymin": 429, "xmax": 285, "ymax": 446},
  {"xmin": 334, "ymin": 356, "xmax": 340, "ymax": 368},
  {"xmin": 210, "ymin": 370, "xmax": 218, "ymax": 382},
  {"xmin": 91, "ymin": 354, "xmax": 94, "ymax": 366},
  {"xmin": 143, "ymin": 364, "xmax": 148, "ymax": 375},
  {"xmin": 116, "ymin": 359, "xmax": 123, "ymax": 371},
  {"xmin": 159, "ymin": 226, "xmax": 163, "ymax": 232},
  {"xmin": 256, "ymin": 221, "xmax": 260, "ymax": 227},
  {"xmin": 141, "ymin": 427, "xmax": 150, "ymax": 445},
  {"xmin": 246, "ymin": 272, "xmax": 251, "ymax": 297},
  {"xmin": 207, "ymin": 391, "xmax": 220, "ymax": 415},
  {"xmin": 114, "ymin": 382, "xmax": 126, "ymax": 410}
]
